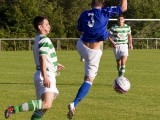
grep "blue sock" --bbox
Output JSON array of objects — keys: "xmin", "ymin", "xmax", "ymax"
[{"xmin": 73, "ymin": 81, "xmax": 92, "ymax": 108}]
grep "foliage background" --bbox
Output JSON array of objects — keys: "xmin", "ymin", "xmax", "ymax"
[{"xmin": 0, "ymin": 0, "xmax": 160, "ymax": 50}]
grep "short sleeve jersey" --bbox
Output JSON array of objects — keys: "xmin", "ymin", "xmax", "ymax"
[
  {"xmin": 110, "ymin": 24, "xmax": 131, "ymax": 44},
  {"xmin": 77, "ymin": 6, "xmax": 123, "ymax": 43},
  {"xmin": 33, "ymin": 35, "xmax": 58, "ymax": 72}
]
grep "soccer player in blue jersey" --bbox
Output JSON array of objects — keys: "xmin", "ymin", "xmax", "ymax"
[{"xmin": 67, "ymin": 0, "xmax": 128, "ymax": 119}]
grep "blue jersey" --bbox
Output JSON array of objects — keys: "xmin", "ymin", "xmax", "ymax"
[{"xmin": 77, "ymin": 6, "xmax": 122, "ymax": 43}]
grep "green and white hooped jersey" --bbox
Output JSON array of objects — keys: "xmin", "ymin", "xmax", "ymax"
[
  {"xmin": 110, "ymin": 24, "xmax": 131, "ymax": 44},
  {"xmin": 33, "ymin": 35, "xmax": 58, "ymax": 73}
]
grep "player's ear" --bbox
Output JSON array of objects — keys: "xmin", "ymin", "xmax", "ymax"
[{"xmin": 38, "ymin": 25, "xmax": 42, "ymax": 31}]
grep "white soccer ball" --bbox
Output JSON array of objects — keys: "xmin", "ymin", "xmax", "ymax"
[{"xmin": 113, "ymin": 76, "xmax": 131, "ymax": 94}]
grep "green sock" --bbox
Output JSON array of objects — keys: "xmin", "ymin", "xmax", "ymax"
[
  {"xmin": 117, "ymin": 65, "xmax": 120, "ymax": 76},
  {"xmin": 117, "ymin": 65, "xmax": 120, "ymax": 71},
  {"xmin": 14, "ymin": 100, "xmax": 43, "ymax": 113},
  {"xmin": 119, "ymin": 66, "xmax": 125, "ymax": 77},
  {"xmin": 31, "ymin": 110, "xmax": 45, "ymax": 120}
]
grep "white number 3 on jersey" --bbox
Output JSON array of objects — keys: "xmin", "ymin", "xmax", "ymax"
[{"xmin": 88, "ymin": 13, "xmax": 95, "ymax": 27}]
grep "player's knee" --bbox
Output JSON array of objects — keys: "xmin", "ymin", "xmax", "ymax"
[
  {"xmin": 84, "ymin": 76, "xmax": 94, "ymax": 83},
  {"xmin": 43, "ymin": 102, "xmax": 52, "ymax": 109}
]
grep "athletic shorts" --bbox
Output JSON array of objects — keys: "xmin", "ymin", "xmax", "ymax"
[
  {"xmin": 113, "ymin": 44, "xmax": 128, "ymax": 60},
  {"xmin": 34, "ymin": 71, "xmax": 59, "ymax": 100},
  {"xmin": 76, "ymin": 38, "xmax": 102, "ymax": 80}
]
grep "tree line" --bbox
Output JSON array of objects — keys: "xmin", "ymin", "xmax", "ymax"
[{"xmin": 0, "ymin": 0, "xmax": 160, "ymax": 50}]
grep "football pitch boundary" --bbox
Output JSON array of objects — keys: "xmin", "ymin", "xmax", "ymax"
[{"xmin": 0, "ymin": 49, "xmax": 160, "ymax": 120}]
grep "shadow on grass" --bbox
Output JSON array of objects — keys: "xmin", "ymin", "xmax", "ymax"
[
  {"xmin": 0, "ymin": 83, "xmax": 112, "ymax": 87},
  {"xmin": 58, "ymin": 83, "xmax": 112, "ymax": 87},
  {"xmin": 0, "ymin": 82, "xmax": 33, "ymax": 84}
]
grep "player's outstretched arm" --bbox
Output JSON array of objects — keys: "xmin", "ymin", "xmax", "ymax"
[{"xmin": 120, "ymin": 0, "xmax": 127, "ymax": 12}]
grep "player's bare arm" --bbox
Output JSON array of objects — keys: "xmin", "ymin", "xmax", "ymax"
[
  {"xmin": 39, "ymin": 55, "xmax": 51, "ymax": 88},
  {"xmin": 108, "ymin": 36, "xmax": 116, "ymax": 48},
  {"xmin": 128, "ymin": 33, "xmax": 133, "ymax": 50},
  {"xmin": 120, "ymin": 0, "xmax": 127, "ymax": 12}
]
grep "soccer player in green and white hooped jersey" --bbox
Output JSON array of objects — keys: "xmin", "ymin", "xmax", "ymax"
[
  {"xmin": 4, "ymin": 16, "xmax": 64, "ymax": 120},
  {"xmin": 108, "ymin": 14, "xmax": 133, "ymax": 77}
]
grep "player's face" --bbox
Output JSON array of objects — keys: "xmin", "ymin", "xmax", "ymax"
[
  {"xmin": 118, "ymin": 17, "xmax": 125, "ymax": 25},
  {"xmin": 39, "ymin": 19, "xmax": 51, "ymax": 35}
]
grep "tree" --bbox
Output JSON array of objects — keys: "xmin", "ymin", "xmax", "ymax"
[{"xmin": 0, "ymin": 0, "xmax": 160, "ymax": 38}]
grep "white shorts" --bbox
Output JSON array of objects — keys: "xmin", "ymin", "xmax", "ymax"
[
  {"xmin": 113, "ymin": 44, "xmax": 128, "ymax": 60},
  {"xmin": 34, "ymin": 71, "xmax": 59, "ymax": 100},
  {"xmin": 76, "ymin": 39, "xmax": 102, "ymax": 80}
]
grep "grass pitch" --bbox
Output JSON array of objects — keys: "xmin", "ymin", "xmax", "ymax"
[{"xmin": 0, "ymin": 49, "xmax": 160, "ymax": 120}]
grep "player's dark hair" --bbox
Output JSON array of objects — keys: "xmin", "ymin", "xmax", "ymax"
[
  {"xmin": 118, "ymin": 14, "xmax": 124, "ymax": 18},
  {"xmin": 33, "ymin": 16, "xmax": 47, "ymax": 31},
  {"xmin": 91, "ymin": 0, "xmax": 103, "ymax": 7}
]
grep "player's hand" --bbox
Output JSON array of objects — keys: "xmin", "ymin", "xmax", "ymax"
[
  {"xmin": 43, "ymin": 77, "xmax": 51, "ymax": 88},
  {"xmin": 112, "ymin": 42, "xmax": 117, "ymax": 48},
  {"xmin": 129, "ymin": 44, "xmax": 133, "ymax": 50},
  {"xmin": 58, "ymin": 63, "xmax": 65, "ymax": 70},
  {"xmin": 109, "ymin": 37, "xmax": 117, "ymax": 48}
]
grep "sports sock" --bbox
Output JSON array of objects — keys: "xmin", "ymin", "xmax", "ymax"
[
  {"xmin": 119, "ymin": 65, "xmax": 125, "ymax": 77},
  {"xmin": 117, "ymin": 65, "xmax": 120, "ymax": 76},
  {"xmin": 13, "ymin": 100, "xmax": 43, "ymax": 113},
  {"xmin": 117, "ymin": 65, "xmax": 120, "ymax": 71},
  {"xmin": 73, "ymin": 81, "xmax": 92, "ymax": 108},
  {"xmin": 31, "ymin": 110, "xmax": 45, "ymax": 120}
]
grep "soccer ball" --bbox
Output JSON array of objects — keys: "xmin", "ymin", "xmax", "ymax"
[{"xmin": 113, "ymin": 76, "xmax": 131, "ymax": 94}]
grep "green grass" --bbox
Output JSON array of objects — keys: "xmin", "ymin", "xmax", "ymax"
[{"xmin": 0, "ymin": 50, "xmax": 160, "ymax": 120}]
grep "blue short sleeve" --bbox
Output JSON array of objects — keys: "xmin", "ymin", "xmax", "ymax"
[{"xmin": 103, "ymin": 6, "xmax": 123, "ymax": 18}]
